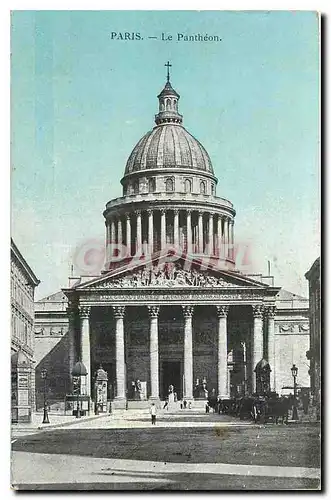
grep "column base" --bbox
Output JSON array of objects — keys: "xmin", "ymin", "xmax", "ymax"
[{"xmin": 218, "ymin": 394, "xmax": 230, "ymax": 400}]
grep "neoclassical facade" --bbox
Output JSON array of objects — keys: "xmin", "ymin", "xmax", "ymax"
[{"xmin": 58, "ymin": 73, "xmax": 310, "ymax": 408}]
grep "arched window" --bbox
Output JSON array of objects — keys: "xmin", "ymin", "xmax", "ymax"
[
  {"xmin": 133, "ymin": 180, "xmax": 139, "ymax": 194},
  {"xmin": 200, "ymin": 181, "xmax": 206, "ymax": 194},
  {"xmin": 148, "ymin": 178, "xmax": 156, "ymax": 193},
  {"xmin": 184, "ymin": 178, "xmax": 192, "ymax": 193},
  {"xmin": 166, "ymin": 98, "xmax": 171, "ymax": 110},
  {"xmin": 165, "ymin": 177, "xmax": 174, "ymax": 192},
  {"xmin": 211, "ymin": 183, "xmax": 215, "ymax": 196}
]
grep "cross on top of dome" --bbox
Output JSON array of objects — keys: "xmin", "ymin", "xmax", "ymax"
[{"xmin": 165, "ymin": 61, "xmax": 172, "ymax": 82}]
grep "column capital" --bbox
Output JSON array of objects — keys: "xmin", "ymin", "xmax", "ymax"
[
  {"xmin": 229, "ymin": 219, "xmax": 234, "ymax": 226},
  {"xmin": 182, "ymin": 305, "xmax": 194, "ymax": 318},
  {"xmin": 186, "ymin": 209, "xmax": 192, "ymax": 215},
  {"xmin": 112, "ymin": 306, "xmax": 126, "ymax": 319},
  {"xmin": 147, "ymin": 209, "xmax": 153, "ymax": 217},
  {"xmin": 160, "ymin": 208, "xmax": 166, "ymax": 215},
  {"xmin": 147, "ymin": 305, "xmax": 160, "ymax": 318},
  {"xmin": 173, "ymin": 208, "xmax": 179, "ymax": 216},
  {"xmin": 216, "ymin": 305, "xmax": 229, "ymax": 318},
  {"xmin": 79, "ymin": 306, "xmax": 91, "ymax": 319},
  {"xmin": 198, "ymin": 210, "xmax": 203, "ymax": 217},
  {"xmin": 136, "ymin": 210, "xmax": 141, "ymax": 217},
  {"xmin": 252, "ymin": 304, "xmax": 264, "ymax": 318},
  {"xmin": 125, "ymin": 213, "xmax": 131, "ymax": 221},
  {"xmin": 265, "ymin": 305, "xmax": 276, "ymax": 318}
]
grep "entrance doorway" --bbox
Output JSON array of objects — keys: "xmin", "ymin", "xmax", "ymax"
[{"xmin": 162, "ymin": 361, "xmax": 181, "ymax": 400}]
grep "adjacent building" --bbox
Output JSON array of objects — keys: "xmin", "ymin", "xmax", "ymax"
[
  {"xmin": 11, "ymin": 239, "xmax": 40, "ymax": 422},
  {"xmin": 305, "ymin": 257, "xmax": 321, "ymax": 407}
]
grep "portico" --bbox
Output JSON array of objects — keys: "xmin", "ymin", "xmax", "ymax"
[{"xmin": 64, "ymin": 256, "xmax": 279, "ymax": 407}]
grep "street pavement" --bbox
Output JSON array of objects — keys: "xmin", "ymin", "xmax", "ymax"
[{"xmin": 11, "ymin": 408, "xmax": 321, "ymax": 491}]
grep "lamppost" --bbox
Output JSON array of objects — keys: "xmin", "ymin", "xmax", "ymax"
[
  {"xmin": 291, "ymin": 364, "xmax": 299, "ymax": 421},
  {"xmin": 40, "ymin": 368, "xmax": 50, "ymax": 424}
]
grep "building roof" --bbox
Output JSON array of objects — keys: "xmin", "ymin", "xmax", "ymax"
[
  {"xmin": 37, "ymin": 290, "xmax": 68, "ymax": 303},
  {"xmin": 157, "ymin": 80, "xmax": 180, "ymax": 99},
  {"xmin": 124, "ymin": 124, "xmax": 214, "ymax": 175},
  {"xmin": 11, "ymin": 238, "xmax": 40, "ymax": 287},
  {"xmin": 305, "ymin": 257, "xmax": 320, "ymax": 281}
]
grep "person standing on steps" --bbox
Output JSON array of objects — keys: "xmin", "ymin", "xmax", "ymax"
[{"xmin": 150, "ymin": 403, "xmax": 157, "ymax": 425}]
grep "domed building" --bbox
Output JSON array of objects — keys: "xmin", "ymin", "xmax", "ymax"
[
  {"xmin": 34, "ymin": 68, "xmax": 310, "ymax": 410},
  {"xmin": 103, "ymin": 73, "xmax": 235, "ymax": 269}
]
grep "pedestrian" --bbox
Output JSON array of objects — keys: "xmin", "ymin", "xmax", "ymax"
[{"xmin": 150, "ymin": 403, "xmax": 157, "ymax": 425}]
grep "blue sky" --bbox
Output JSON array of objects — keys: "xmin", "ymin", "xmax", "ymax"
[{"xmin": 10, "ymin": 10, "xmax": 319, "ymax": 299}]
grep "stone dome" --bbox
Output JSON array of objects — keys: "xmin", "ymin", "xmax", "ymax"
[{"xmin": 124, "ymin": 124, "xmax": 214, "ymax": 176}]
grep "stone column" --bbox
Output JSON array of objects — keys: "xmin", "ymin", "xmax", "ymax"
[
  {"xmin": 148, "ymin": 306, "xmax": 160, "ymax": 400},
  {"xmin": 136, "ymin": 210, "xmax": 142, "ymax": 255},
  {"xmin": 148, "ymin": 210, "xmax": 154, "ymax": 256},
  {"xmin": 105, "ymin": 223, "xmax": 110, "ymax": 264},
  {"xmin": 252, "ymin": 304, "xmax": 264, "ymax": 393},
  {"xmin": 217, "ymin": 215, "xmax": 222, "ymax": 258},
  {"xmin": 208, "ymin": 213, "xmax": 214, "ymax": 255},
  {"xmin": 126, "ymin": 214, "xmax": 131, "ymax": 257},
  {"xmin": 160, "ymin": 209, "xmax": 166, "ymax": 251},
  {"xmin": 266, "ymin": 306, "xmax": 276, "ymax": 391},
  {"xmin": 113, "ymin": 306, "xmax": 126, "ymax": 402},
  {"xmin": 182, "ymin": 305, "xmax": 194, "ymax": 400},
  {"xmin": 227, "ymin": 218, "xmax": 231, "ymax": 259},
  {"xmin": 173, "ymin": 209, "xmax": 179, "ymax": 249},
  {"xmin": 67, "ymin": 305, "xmax": 76, "ymax": 376},
  {"xmin": 117, "ymin": 218, "xmax": 123, "ymax": 257},
  {"xmin": 198, "ymin": 211, "xmax": 203, "ymax": 254},
  {"xmin": 110, "ymin": 219, "xmax": 116, "ymax": 260},
  {"xmin": 223, "ymin": 217, "xmax": 228, "ymax": 259},
  {"xmin": 186, "ymin": 210, "xmax": 192, "ymax": 254},
  {"xmin": 216, "ymin": 305, "xmax": 229, "ymax": 399},
  {"xmin": 79, "ymin": 306, "xmax": 91, "ymax": 397}
]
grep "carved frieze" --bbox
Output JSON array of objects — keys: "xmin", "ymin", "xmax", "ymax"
[
  {"xmin": 89, "ymin": 263, "xmax": 240, "ymax": 289},
  {"xmin": 35, "ymin": 326, "xmax": 67, "ymax": 337},
  {"xmin": 298, "ymin": 323, "xmax": 309, "ymax": 332},
  {"xmin": 278, "ymin": 323, "xmax": 294, "ymax": 333}
]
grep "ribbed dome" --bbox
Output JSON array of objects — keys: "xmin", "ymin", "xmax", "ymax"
[{"xmin": 124, "ymin": 124, "xmax": 214, "ymax": 175}]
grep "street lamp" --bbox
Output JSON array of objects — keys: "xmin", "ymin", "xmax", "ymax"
[
  {"xmin": 40, "ymin": 368, "xmax": 50, "ymax": 424},
  {"xmin": 291, "ymin": 364, "xmax": 299, "ymax": 421}
]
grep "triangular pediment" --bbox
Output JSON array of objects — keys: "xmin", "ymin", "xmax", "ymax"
[{"xmin": 74, "ymin": 252, "xmax": 271, "ymax": 290}]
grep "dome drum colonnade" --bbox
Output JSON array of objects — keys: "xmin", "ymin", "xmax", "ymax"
[
  {"xmin": 103, "ymin": 72, "xmax": 236, "ymax": 267},
  {"xmin": 104, "ymin": 205, "xmax": 235, "ymax": 265}
]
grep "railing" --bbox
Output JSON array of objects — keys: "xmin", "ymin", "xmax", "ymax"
[{"xmin": 105, "ymin": 192, "xmax": 234, "ymax": 210}]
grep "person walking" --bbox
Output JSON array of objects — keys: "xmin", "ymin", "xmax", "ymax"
[{"xmin": 150, "ymin": 403, "xmax": 157, "ymax": 425}]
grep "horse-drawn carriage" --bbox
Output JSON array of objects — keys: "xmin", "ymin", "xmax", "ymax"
[{"xmin": 217, "ymin": 394, "xmax": 291, "ymax": 424}]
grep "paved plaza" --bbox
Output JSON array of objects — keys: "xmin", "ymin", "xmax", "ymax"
[{"xmin": 11, "ymin": 408, "xmax": 321, "ymax": 490}]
